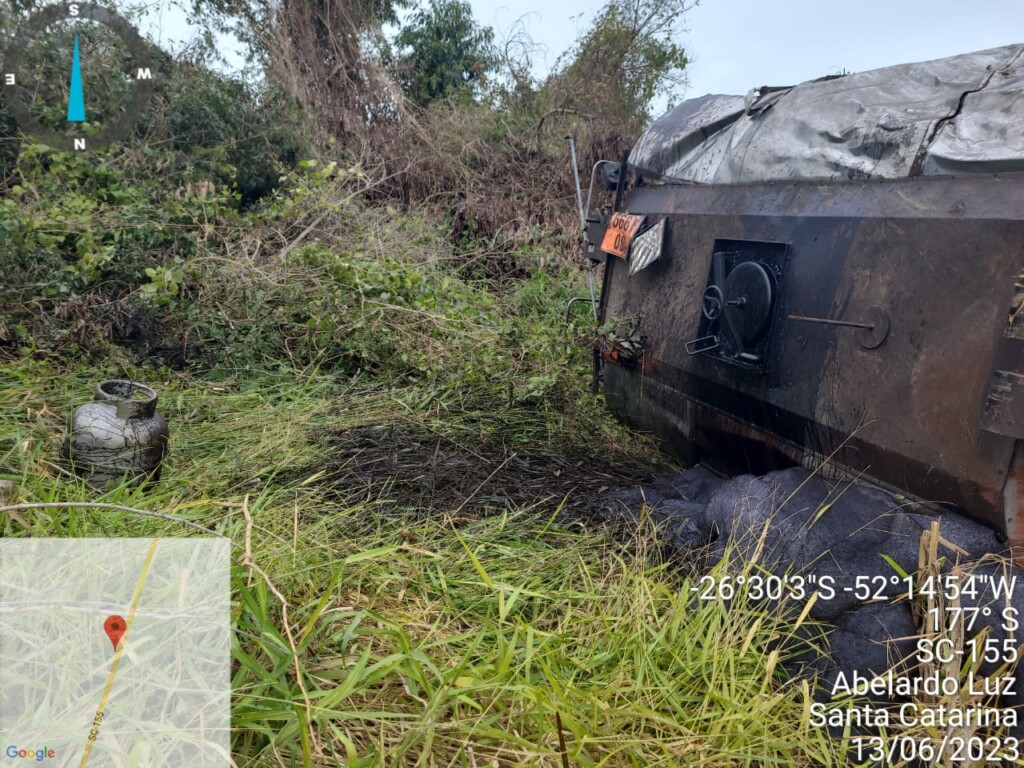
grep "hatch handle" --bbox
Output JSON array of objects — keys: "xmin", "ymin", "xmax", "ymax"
[
  {"xmin": 788, "ymin": 314, "xmax": 873, "ymax": 330},
  {"xmin": 788, "ymin": 307, "xmax": 890, "ymax": 349}
]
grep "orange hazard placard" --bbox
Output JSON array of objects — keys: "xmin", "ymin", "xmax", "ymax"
[{"xmin": 600, "ymin": 213, "xmax": 646, "ymax": 259}]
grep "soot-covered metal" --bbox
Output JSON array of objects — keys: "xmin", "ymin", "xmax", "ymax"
[{"xmin": 593, "ymin": 46, "xmax": 1024, "ymax": 547}]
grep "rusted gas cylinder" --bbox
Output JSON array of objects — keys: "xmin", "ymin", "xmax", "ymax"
[{"xmin": 64, "ymin": 380, "xmax": 169, "ymax": 485}]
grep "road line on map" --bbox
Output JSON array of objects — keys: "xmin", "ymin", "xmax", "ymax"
[{"xmin": 79, "ymin": 538, "xmax": 160, "ymax": 768}]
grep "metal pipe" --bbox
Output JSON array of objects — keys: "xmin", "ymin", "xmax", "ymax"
[
  {"xmin": 585, "ymin": 159, "xmax": 616, "ymax": 219},
  {"xmin": 565, "ymin": 296, "xmax": 598, "ymax": 323},
  {"xmin": 567, "ymin": 135, "xmax": 599, "ymax": 320},
  {"xmin": 566, "ymin": 135, "xmax": 586, "ymax": 231},
  {"xmin": 788, "ymin": 314, "xmax": 874, "ymax": 330},
  {"xmin": 583, "ymin": 159, "xmax": 617, "ymax": 324},
  {"xmin": 585, "ymin": 266, "xmax": 598, "ymax": 321}
]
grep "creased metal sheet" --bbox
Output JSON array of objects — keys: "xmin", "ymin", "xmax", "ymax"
[
  {"xmin": 925, "ymin": 56, "xmax": 1024, "ymax": 175},
  {"xmin": 631, "ymin": 44, "xmax": 1024, "ymax": 184},
  {"xmin": 628, "ymin": 218, "xmax": 666, "ymax": 275}
]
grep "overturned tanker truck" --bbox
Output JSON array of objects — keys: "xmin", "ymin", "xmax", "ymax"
[{"xmin": 588, "ymin": 45, "xmax": 1024, "ymax": 550}]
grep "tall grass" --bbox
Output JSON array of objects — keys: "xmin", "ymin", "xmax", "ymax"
[
  {"xmin": 0, "ymin": 358, "xmax": 837, "ymax": 767},
  {"xmin": 231, "ymin": 509, "xmax": 834, "ymax": 767}
]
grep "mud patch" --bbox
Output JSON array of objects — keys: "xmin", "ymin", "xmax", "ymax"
[{"xmin": 316, "ymin": 424, "xmax": 664, "ymax": 517}]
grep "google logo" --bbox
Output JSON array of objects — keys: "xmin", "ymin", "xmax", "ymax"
[{"xmin": 5, "ymin": 745, "xmax": 56, "ymax": 761}]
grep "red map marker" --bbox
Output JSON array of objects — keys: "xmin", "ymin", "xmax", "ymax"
[{"xmin": 104, "ymin": 615, "xmax": 126, "ymax": 652}]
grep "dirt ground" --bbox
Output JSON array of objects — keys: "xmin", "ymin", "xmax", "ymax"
[{"xmin": 315, "ymin": 424, "xmax": 666, "ymax": 520}]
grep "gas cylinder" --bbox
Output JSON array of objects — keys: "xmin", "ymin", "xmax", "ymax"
[{"xmin": 64, "ymin": 380, "xmax": 169, "ymax": 486}]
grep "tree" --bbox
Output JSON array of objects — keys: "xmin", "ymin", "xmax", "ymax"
[
  {"xmin": 391, "ymin": 0, "xmax": 496, "ymax": 106},
  {"xmin": 186, "ymin": 0, "xmax": 412, "ymax": 138},
  {"xmin": 550, "ymin": 0, "xmax": 695, "ymax": 132}
]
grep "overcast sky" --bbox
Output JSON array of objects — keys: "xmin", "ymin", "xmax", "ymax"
[{"xmin": 470, "ymin": 0, "xmax": 1024, "ymax": 104}]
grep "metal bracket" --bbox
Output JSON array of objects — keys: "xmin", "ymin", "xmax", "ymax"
[{"xmin": 685, "ymin": 335, "xmax": 720, "ymax": 355}]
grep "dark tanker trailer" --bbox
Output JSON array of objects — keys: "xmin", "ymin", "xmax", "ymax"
[{"xmin": 588, "ymin": 45, "xmax": 1024, "ymax": 551}]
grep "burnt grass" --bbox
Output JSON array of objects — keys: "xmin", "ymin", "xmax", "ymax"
[{"xmin": 311, "ymin": 424, "xmax": 668, "ymax": 524}]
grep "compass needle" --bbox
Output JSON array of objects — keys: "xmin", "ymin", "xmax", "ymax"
[
  {"xmin": 67, "ymin": 34, "xmax": 86, "ymax": 123},
  {"xmin": 3, "ymin": 3, "xmax": 155, "ymax": 151}
]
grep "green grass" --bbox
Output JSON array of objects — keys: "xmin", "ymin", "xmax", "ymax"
[
  {"xmin": 0, "ymin": 357, "xmax": 837, "ymax": 767},
  {"xmin": 231, "ymin": 511, "xmax": 833, "ymax": 767},
  {"xmin": 0, "ymin": 152, "xmax": 838, "ymax": 766}
]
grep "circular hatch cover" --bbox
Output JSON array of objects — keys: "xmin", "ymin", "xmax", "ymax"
[{"xmin": 723, "ymin": 262, "xmax": 774, "ymax": 347}]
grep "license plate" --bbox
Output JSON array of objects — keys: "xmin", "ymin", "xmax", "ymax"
[{"xmin": 601, "ymin": 213, "xmax": 646, "ymax": 258}]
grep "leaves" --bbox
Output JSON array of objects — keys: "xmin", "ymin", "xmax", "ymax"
[
  {"xmin": 552, "ymin": 0, "xmax": 694, "ymax": 131},
  {"xmin": 140, "ymin": 264, "xmax": 184, "ymax": 308},
  {"xmin": 390, "ymin": 0, "xmax": 497, "ymax": 106}
]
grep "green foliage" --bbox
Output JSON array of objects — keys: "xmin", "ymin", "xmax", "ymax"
[
  {"xmin": 1, "ymin": 143, "xmax": 195, "ymax": 298},
  {"xmin": 390, "ymin": 0, "xmax": 497, "ymax": 106},
  {"xmin": 187, "ymin": 0, "xmax": 408, "ymax": 63},
  {"xmin": 1, "ymin": 142, "xmax": 589, "ymax": 411},
  {"xmin": 139, "ymin": 263, "xmax": 184, "ymax": 308},
  {"xmin": 552, "ymin": 0, "xmax": 694, "ymax": 131},
  {"xmin": 155, "ymin": 72, "xmax": 305, "ymax": 205},
  {"xmin": 227, "ymin": 514, "xmax": 833, "ymax": 766}
]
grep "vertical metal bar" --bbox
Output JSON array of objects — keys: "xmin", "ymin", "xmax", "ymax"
[
  {"xmin": 594, "ymin": 148, "xmax": 632, "ymax": 390},
  {"xmin": 567, "ymin": 135, "xmax": 598, "ymax": 320},
  {"xmin": 567, "ymin": 135, "xmax": 586, "ymax": 231},
  {"xmin": 612, "ymin": 148, "xmax": 630, "ymax": 213}
]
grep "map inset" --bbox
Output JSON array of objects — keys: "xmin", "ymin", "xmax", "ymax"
[{"xmin": 0, "ymin": 539, "xmax": 230, "ymax": 767}]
